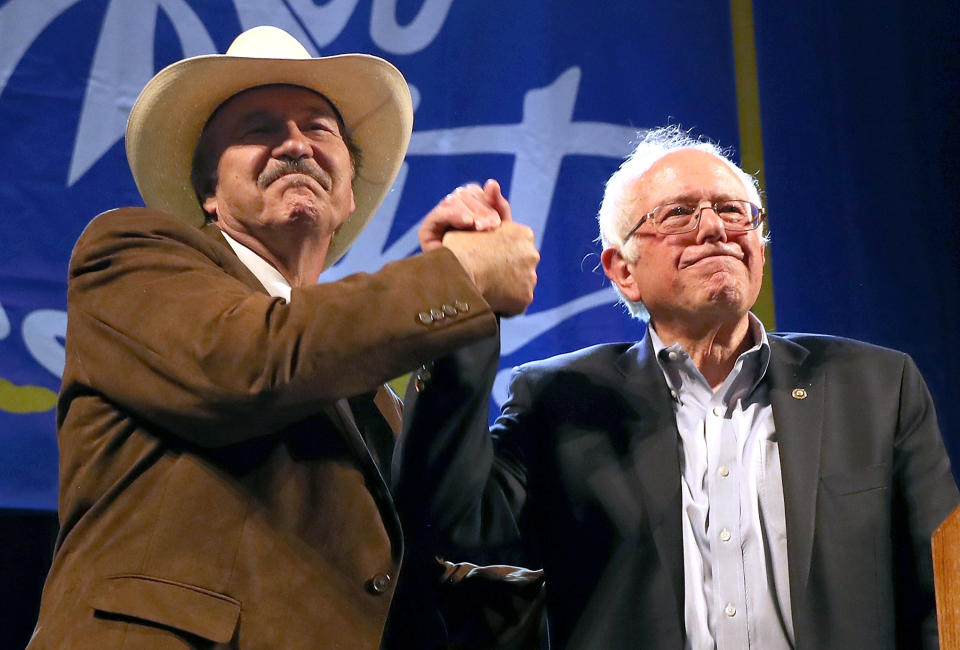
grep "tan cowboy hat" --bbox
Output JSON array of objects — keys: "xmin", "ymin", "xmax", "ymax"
[{"xmin": 125, "ymin": 25, "xmax": 413, "ymax": 268}]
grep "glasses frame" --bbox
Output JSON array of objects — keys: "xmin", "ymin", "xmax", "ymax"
[{"xmin": 622, "ymin": 200, "xmax": 765, "ymax": 241}]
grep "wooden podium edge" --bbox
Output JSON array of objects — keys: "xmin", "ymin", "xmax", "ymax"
[{"xmin": 933, "ymin": 505, "xmax": 960, "ymax": 649}]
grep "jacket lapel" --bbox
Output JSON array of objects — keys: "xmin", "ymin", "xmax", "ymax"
[
  {"xmin": 330, "ymin": 399, "xmax": 404, "ymax": 561},
  {"xmin": 615, "ymin": 336, "xmax": 685, "ymax": 620},
  {"xmin": 766, "ymin": 335, "xmax": 822, "ymax": 623}
]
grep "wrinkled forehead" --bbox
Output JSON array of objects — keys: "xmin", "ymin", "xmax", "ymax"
[{"xmin": 629, "ymin": 149, "xmax": 755, "ymax": 208}]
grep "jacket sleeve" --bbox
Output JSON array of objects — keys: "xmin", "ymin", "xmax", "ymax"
[
  {"xmin": 892, "ymin": 353, "xmax": 960, "ymax": 648},
  {"xmin": 392, "ymin": 331, "xmax": 535, "ymax": 559},
  {"xmin": 62, "ymin": 208, "xmax": 497, "ymax": 447},
  {"xmin": 389, "ymin": 336, "xmax": 546, "ymax": 650}
]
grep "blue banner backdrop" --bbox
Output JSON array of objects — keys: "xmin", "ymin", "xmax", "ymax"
[
  {"xmin": 0, "ymin": 0, "xmax": 745, "ymax": 510},
  {"xmin": 2, "ymin": 0, "xmax": 959, "ymax": 511}
]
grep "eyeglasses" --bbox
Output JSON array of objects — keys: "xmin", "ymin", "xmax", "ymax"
[{"xmin": 622, "ymin": 200, "xmax": 764, "ymax": 240}]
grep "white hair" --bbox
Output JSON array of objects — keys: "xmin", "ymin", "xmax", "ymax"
[{"xmin": 597, "ymin": 125, "xmax": 767, "ymax": 319}]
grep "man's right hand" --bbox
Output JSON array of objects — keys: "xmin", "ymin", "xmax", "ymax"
[
  {"xmin": 443, "ymin": 222, "xmax": 539, "ymax": 317},
  {"xmin": 419, "ymin": 178, "xmax": 539, "ymax": 316}
]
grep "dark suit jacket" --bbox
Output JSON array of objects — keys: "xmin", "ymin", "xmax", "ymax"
[
  {"xmin": 28, "ymin": 208, "xmax": 497, "ymax": 649},
  {"xmin": 395, "ymin": 330, "xmax": 960, "ymax": 649}
]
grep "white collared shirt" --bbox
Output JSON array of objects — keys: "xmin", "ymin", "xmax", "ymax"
[
  {"xmin": 649, "ymin": 315, "xmax": 794, "ymax": 650},
  {"xmin": 219, "ymin": 229, "xmax": 292, "ymax": 302}
]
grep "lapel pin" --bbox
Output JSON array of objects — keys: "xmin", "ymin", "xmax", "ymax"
[{"xmin": 792, "ymin": 388, "xmax": 807, "ymax": 400}]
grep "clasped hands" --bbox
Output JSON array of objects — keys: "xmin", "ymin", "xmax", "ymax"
[{"xmin": 419, "ymin": 179, "xmax": 539, "ymax": 317}]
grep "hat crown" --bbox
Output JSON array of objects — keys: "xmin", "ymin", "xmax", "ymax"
[{"xmin": 225, "ymin": 26, "xmax": 311, "ymax": 60}]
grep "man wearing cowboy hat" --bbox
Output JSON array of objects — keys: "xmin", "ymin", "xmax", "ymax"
[{"xmin": 28, "ymin": 26, "xmax": 538, "ymax": 649}]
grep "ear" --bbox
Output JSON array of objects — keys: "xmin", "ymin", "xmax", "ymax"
[
  {"xmin": 601, "ymin": 246, "xmax": 643, "ymax": 303},
  {"xmin": 202, "ymin": 194, "xmax": 218, "ymax": 216}
]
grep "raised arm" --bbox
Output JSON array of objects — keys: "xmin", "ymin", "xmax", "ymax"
[{"xmin": 63, "ymin": 207, "xmax": 497, "ymax": 447}]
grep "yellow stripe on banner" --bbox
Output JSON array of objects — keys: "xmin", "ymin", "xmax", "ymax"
[
  {"xmin": 730, "ymin": 0, "xmax": 776, "ymax": 331},
  {"xmin": 0, "ymin": 378, "xmax": 57, "ymax": 413}
]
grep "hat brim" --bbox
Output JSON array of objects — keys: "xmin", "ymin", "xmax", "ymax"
[{"xmin": 125, "ymin": 53, "xmax": 413, "ymax": 269}]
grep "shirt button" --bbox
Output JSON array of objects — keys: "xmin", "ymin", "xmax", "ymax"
[
  {"xmin": 670, "ymin": 390, "xmax": 678, "ymax": 399},
  {"xmin": 720, "ymin": 528, "xmax": 731, "ymax": 542},
  {"xmin": 369, "ymin": 572, "xmax": 393, "ymax": 594},
  {"xmin": 712, "ymin": 406, "xmax": 724, "ymax": 417},
  {"xmin": 667, "ymin": 350, "xmax": 679, "ymax": 361},
  {"xmin": 718, "ymin": 466, "xmax": 730, "ymax": 478},
  {"xmin": 725, "ymin": 603, "xmax": 737, "ymax": 617}
]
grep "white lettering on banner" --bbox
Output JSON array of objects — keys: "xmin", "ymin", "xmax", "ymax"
[
  {"xmin": 326, "ymin": 68, "xmax": 639, "ymax": 266},
  {"xmin": 3, "ymin": 1, "xmax": 641, "ymax": 397},
  {"xmin": 370, "ymin": 0, "xmax": 456, "ymax": 54},
  {"xmin": 22, "ymin": 311, "xmax": 67, "ymax": 379},
  {"xmin": 234, "ymin": 0, "xmax": 360, "ymax": 48},
  {"xmin": 235, "ymin": 0, "xmax": 455, "ymax": 55},
  {"xmin": 68, "ymin": 0, "xmax": 215, "ymax": 185},
  {"xmin": 0, "ymin": 0, "xmax": 82, "ymax": 97},
  {"xmin": 410, "ymin": 68, "xmax": 639, "ymax": 249},
  {"xmin": 60, "ymin": 0, "xmax": 456, "ymax": 188},
  {"xmin": 328, "ymin": 67, "xmax": 639, "ymax": 371}
]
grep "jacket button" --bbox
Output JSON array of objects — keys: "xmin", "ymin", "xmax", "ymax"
[
  {"xmin": 369, "ymin": 572, "xmax": 392, "ymax": 594},
  {"xmin": 442, "ymin": 303, "xmax": 458, "ymax": 316},
  {"xmin": 430, "ymin": 308, "xmax": 445, "ymax": 320},
  {"xmin": 417, "ymin": 311, "xmax": 433, "ymax": 325},
  {"xmin": 454, "ymin": 300, "xmax": 469, "ymax": 312}
]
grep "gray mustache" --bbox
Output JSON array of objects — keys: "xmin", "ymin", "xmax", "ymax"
[{"xmin": 258, "ymin": 159, "xmax": 332, "ymax": 192}]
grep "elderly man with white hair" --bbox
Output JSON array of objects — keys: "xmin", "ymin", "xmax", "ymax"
[{"xmin": 395, "ymin": 126, "xmax": 960, "ymax": 649}]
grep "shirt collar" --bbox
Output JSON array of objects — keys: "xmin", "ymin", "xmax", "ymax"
[
  {"xmin": 219, "ymin": 229, "xmax": 292, "ymax": 302},
  {"xmin": 648, "ymin": 312, "xmax": 771, "ymax": 403}
]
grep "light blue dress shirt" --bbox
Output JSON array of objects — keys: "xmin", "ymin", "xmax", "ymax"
[{"xmin": 649, "ymin": 315, "xmax": 794, "ymax": 650}]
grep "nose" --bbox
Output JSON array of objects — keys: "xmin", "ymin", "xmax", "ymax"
[
  {"xmin": 272, "ymin": 121, "xmax": 312, "ymax": 161},
  {"xmin": 695, "ymin": 203, "xmax": 727, "ymax": 243}
]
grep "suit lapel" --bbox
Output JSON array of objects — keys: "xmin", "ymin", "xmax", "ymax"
[
  {"xmin": 615, "ymin": 337, "xmax": 685, "ymax": 620},
  {"xmin": 330, "ymin": 400, "xmax": 404, "ymax": 561},
  {"xmin": 767, "ymin": 335, "xmax": 822, "ymax": 622}
]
